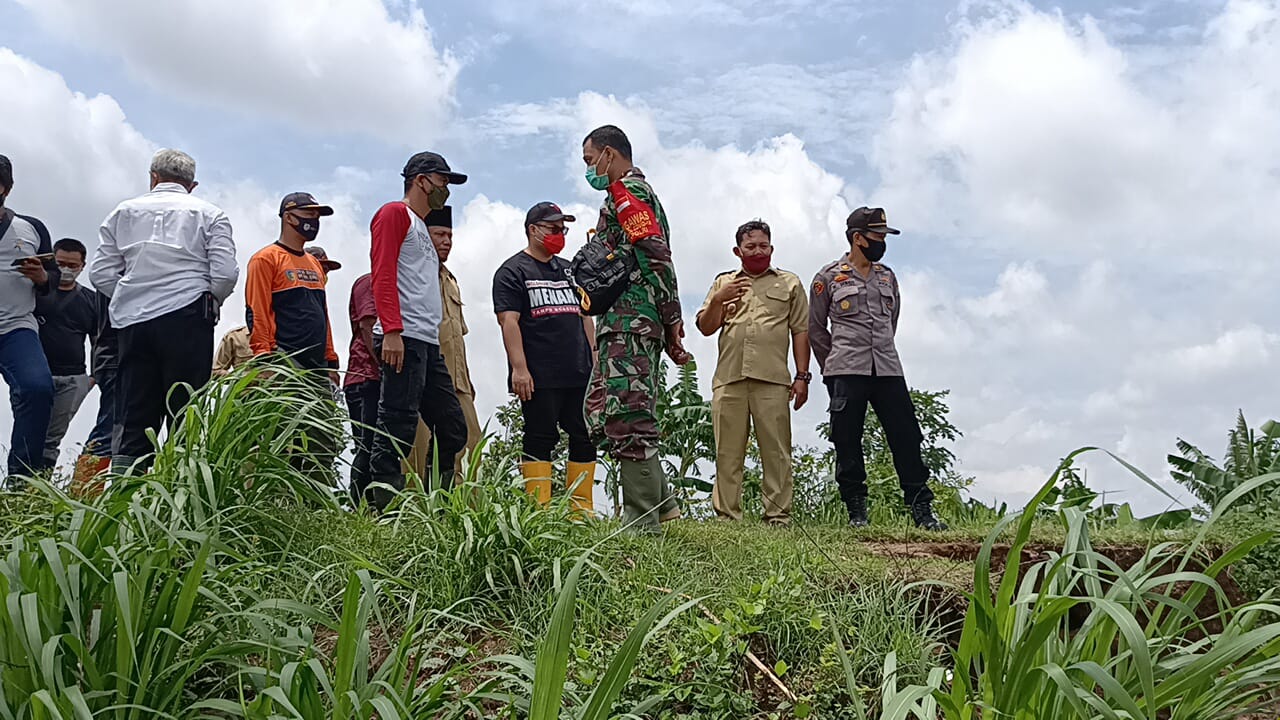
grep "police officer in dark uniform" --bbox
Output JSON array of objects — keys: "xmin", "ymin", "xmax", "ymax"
[{"xmin": 808, "ymin": 207, "xmax": 947, "ymax": 530}]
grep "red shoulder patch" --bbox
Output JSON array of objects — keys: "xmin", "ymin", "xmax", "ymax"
[
  {"xmin": 813, "ymin": 280, "xmax": 825, "ymax": 295},
  {"xmin": 608, "ymin": 181, "xmax": 661, "ymax": 244}
]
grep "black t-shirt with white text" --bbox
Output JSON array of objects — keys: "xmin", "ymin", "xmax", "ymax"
[{"xmin": 492, "ymin": 251, "xmax": 592, "ymax": 390}]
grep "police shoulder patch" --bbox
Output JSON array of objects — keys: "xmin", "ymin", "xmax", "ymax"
[{"xmin": 813, "ymin": 280, "xmax": 825, "ymax": 296}]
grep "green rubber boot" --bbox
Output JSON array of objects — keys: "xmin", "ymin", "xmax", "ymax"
[
  {"xmin": 619, "ymin": 458, "xmax": 662, "ymax": 535},
  {"xmin": 653, "ymin": 456, "xmax": 681, "ymax": 523}
]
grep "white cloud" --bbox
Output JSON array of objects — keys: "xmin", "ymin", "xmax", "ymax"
[
  {"xmin": 14, "ymin": 0, "xmax": 460, "ymax": 143},
  {"xmin": 871, "ymin": 0, "xmax": 1280, "ymax": 266},
  {"xmin": 0, "ymin": 49, "xmax": 155, "ymax": 240}
]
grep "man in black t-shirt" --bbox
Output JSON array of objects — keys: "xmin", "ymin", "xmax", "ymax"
[
  {"xmin": 34, "ymin": 238, "xmax": 104, "ymax": 470},
  {"xmin": 493, "ymin": 202, "xmax": 597, "ymax": 514}
]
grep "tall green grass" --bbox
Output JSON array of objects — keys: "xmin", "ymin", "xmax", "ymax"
[{"xmin": 865, "ymin": 452, "xmax": 1280, "ymax": 719}]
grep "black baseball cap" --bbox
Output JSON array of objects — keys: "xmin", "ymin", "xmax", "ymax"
[
  {"xmin": 305, "ymin": 245, "xmax": 342, "ymax": 272},
  {"xmin": 278, "ymin": 192, "xmax": 334, "ymax": 217},
  {"xmin": 525, "ymin": 202, "xmax": 576, "ymax": 227},
  {"xmin": 424, "ymin": 206, "xmax": 452, "ymax": 228},
  {"xmin": 846, "ymin": 206, "xmax": 900, "ymax": 235},
  {"xmin": 402, "ymin": 151, "xmax": 467, "ymax": 184}
]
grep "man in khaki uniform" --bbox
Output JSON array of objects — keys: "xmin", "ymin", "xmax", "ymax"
[
  {"xmin": 696, "ymin": 220, "xmax": 811, "ymax": 525},
  {"xmin": 212, "ymin": 326, "xmax": 252, "ymax": 376},
  {"xmin": 406, "ymin": 206, "xmax": 482, "ymax": 481}
]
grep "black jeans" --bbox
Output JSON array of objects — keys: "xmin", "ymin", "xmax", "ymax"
[
  {"xmin": 521, "ymin": 386, "xmax": 596, "ymax": 463},
  {"xmin": 368, "ymin": 337, "xmax": 466, "ymax": 505},
  {"xmin": 114, "ymin": 298, "xmax": 214, "ymax": 466},
  {"xmin": 828, "ymin": 374, "xmax": 934, "ymax": 509},
  {"xmin": 345, "ymin": 379, "xmax": 379, "ymax": 502}
]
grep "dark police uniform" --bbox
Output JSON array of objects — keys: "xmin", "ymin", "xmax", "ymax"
[{"xmin": 807, "ymin": 207, "xmax": 945, "ymax": 529}]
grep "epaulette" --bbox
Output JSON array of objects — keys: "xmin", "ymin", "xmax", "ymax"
[
  {"xmin": 715, "ymin": 269, "xmax": 736, "ymax": 279},
  {"xmin": 820, "ymin": 258, "xmax": 844, "ymax": 273}
]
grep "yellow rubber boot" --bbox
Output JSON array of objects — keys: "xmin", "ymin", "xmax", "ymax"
[
  {"xmin": 566, "ymin": 461, "xmax": 596, "ymax": 517},
  {"xmin": 521, "ymin": 461, "xmax": 553, "ymax": 506}
]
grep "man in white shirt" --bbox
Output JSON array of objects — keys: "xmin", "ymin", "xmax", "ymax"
[{"xmin": 91, "ymin": 149, "xmax": 239, "ymax": 473}]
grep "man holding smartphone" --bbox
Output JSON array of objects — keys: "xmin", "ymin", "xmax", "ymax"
[
  {"xmin": 0, "ymin": 154, "xmax": 59, "ymax": 482},
  {"xmin": 91, "ymin": 149, "xmax": 238, "ymax": 474},
  {"xmin": 696, "ymin": 220, "xmax": 810, "ymax": 526}
]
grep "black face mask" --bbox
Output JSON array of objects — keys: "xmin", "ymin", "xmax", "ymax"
[
  {"xmin": 292, "ymin": 216, "xmax": 320, "ymax": 242},
  {"xmin": 861, "ymin": 238, "xmax": 887, "ymax": 262}
]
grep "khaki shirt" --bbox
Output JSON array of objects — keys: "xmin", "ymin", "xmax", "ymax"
[
  {"xmin": 213, "ymin": 326, "xmax": 252, "ymax": 376},
  {"xmin": 808, "ymin": 258, "xmax": 903, "ymax": 377},
  {"xmin": 439, "ymin": 265, "xmax": 473, "ymax": 396},
  {"xmin": 698, "ymin": 267, "xmax": 808, "ymax": 389}
]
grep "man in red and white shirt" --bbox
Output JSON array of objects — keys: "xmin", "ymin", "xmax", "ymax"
[{"xmin": 365, "ymin": 151, "xmax": 468, "ymax": 507}]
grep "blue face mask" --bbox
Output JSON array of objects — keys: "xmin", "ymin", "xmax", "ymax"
[{"xmin": 585, "ymin": 150, "xmax": 612, "ymax": 191}]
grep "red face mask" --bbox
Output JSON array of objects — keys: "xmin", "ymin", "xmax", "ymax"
[
  {"xmin": 740, "ymin": 250, "xmax": 771, "ymax": 275},
  {"xmin": 542, "ymin": 232, "xmax": 566, "ymax": 255}
]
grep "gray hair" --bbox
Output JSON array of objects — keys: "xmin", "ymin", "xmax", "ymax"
[{"xmin": 150, "ymin": 149, "xmax": 196, "ymax": 185}]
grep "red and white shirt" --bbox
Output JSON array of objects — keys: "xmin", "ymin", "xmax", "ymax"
[{"xmin": 370, "ymin": 202, "xmax": 441, "ymax": 345}]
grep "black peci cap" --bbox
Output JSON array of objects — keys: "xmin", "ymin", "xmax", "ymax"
[
  {"xmin": 524, "ymin": 201, "xmax": 576, "ymax": 227},
  {"xmin": 402, "ymin": 151, "xmax": 467, "ymax": 184},
  {"xmin": 424, "ymin": 206, "xmax": 452, "ymax": 228},
  {"xmin": 846, "ymin": 207, "xmax": 900, "ymax": 235},
  {"xmin": 279, "ymin": 192, "xmax": 334, "ymax": 217}
]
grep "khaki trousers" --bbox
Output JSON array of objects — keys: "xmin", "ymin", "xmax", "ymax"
[
  {"xmin": 405, "ymin": 390, "xmax": 482, "ymax": 482},
  {"xmin": 711, "ymin": 379, "xmax": 793, "ymax": 524}
]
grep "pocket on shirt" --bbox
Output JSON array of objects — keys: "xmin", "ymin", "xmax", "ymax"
[
  {"xmin": 880, "ymin": 293, "xmax": 895, "ymax": 316},
  {"xmin": 831, "ymin": 285, "xmax": 861, "ymax": 315}
]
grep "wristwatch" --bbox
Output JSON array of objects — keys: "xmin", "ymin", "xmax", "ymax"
[{"xmin": 795, "ymin": 371, "xmax": 812, "ymax": 383}]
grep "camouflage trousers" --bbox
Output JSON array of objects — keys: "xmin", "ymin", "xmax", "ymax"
[{"xmin": 586, "ymin": 331, "xmax": 662, "ymax": 462}]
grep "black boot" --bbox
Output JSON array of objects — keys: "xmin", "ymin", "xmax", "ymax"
[
  {"xmin": 911, "ymin": 500, "xmax": 948, "ymax": 531},
  {"xmin": 848, "ymin": 496, "xmax": 869, "ymax": 528}
]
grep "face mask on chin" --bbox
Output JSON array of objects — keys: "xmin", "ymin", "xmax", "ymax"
[{"xmin": 58, "ymin": 266, "xmax": 82, "ymax": 284}]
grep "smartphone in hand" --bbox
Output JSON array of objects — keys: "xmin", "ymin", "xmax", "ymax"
[{"xmin": 10, "ymin": 253, "xmax": 55, "ymax": 267}]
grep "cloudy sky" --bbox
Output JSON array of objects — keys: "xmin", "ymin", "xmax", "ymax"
[{"xmin": 2, "ymin": 0, "xmax": 1276, "ymax": 513}]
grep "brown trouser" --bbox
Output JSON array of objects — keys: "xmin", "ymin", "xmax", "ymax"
[
  {"xmin": 711, "ymin": 379, "xmax": 793, "ymax": 524},
  {"xmin": 405, "ymin": 390, "xmax": 482, "ymax": 481}
]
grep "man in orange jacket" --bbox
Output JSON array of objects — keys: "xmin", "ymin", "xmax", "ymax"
[{"xmin": 244, "ymin": 192, "xmax": 342, "ymax": 480}]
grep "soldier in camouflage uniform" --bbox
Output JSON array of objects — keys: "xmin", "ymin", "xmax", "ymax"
[{"xmin": 580, "ymin": 125, "xmax": 692, "ymax": 534}]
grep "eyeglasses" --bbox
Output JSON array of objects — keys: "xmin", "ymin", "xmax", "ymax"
[{"xmin": 538, "ymin": 223, "xmax": 567, "ymax": 234}]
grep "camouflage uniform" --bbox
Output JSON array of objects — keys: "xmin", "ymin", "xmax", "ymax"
[
  {"xmin": 584, "ymin": 168, "xmax": 683, "ymax": 462},
  {"xmin": 583, "ymin": 168, "xmax": 683, "ymax": 531}
]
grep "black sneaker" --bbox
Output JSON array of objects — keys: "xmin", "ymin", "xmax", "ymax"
[
  {"xmin": 911, "ymin": 500, "xmax": 948, "ymax": 531},
  {"xmin": 848, "ymin": 497, "xmax": 869, "ymax": 528}
]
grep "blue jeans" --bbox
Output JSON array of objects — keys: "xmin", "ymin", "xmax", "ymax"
[
  {"xmin": 85, "ymin": 366, "xmax": 119, "ymax": 456},
  {"xmin": 0, "ymin": 328, "xmax": 54, "ymax": 477}
]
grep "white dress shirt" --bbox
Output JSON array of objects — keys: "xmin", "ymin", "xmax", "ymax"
[{"xmin": 91, "ymin": 182, "xmax": 239, "ymax": 329}]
